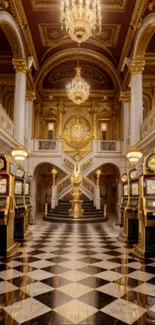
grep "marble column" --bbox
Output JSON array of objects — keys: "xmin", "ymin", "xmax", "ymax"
[
  {"xmin": 130, "ymin": 59, "xmax": 145, "ymax": 147},
  {"xmin": 25, "ymin": 90, "xmax": 36, "ymax": 150},
  {"xmin": 12, "ymin": 59, "xmax": 27, "ymax": 145},
  {"xmin": 120, "ymin": 91, "xmax": 130, "ymax": 152}
]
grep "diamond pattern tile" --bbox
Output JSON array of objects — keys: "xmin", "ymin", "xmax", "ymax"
[{"xmin": 0, "ymin": 217, "xmax": 155, "ymax": 324}]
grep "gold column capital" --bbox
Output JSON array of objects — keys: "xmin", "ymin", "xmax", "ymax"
[
  {"xmin": 120, "ymin": 91, "xmax": 131, "ymax": 103},
  {"xmin": 0, "ymin": 0, "xmax": 9, "ymax": 9},
  {"xmin": 12, "ymin": 59, "xmax": 27, "ymax": 74},
  {"xmin": 58, "ymin": 100, "xmax": 66, "ymax": 114},
  {"xmin": 26, "ymin": 90, "xmax": 36, "ymax": 102},
  {"xmin": 130, "ymin": 59, "xmax": 145, "ymax": 75}
]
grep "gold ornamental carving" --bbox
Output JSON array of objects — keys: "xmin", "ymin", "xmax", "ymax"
[
  {"xmin": 12, "ymin": 59, "xmax": 27, "ymax": 74},
  {"xmin": 26, "ymin": 90, "xmax": 36, "ymax": 102},
  {"xmin": 120, "ymin": 91, "xmax": 131, "ymax": 103},
  {"xmin": 130, "ymin": 59, "xmax": 145, "ymax": 75},
  {"xmin": 63, "ymin": 115, "xmax": 92, "ymax": 150},
  {"xmin": 0, "ymin": 0, "xmax": 9, "ymax": 9}
]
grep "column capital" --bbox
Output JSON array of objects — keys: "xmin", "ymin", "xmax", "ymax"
[
  {"xmin": 88, "ymin": 101, "xmax": 98, "ymax": 114},
  {"xmin": 12, "ymin": 59, "xmax": 27, "ymax": 74},
  {"xmin": 26, "ymin": 90, "xmax": 36, "ymax": 102},
  {"xmin": 120, "ymin": 91, "xmax": 131, "ymax": 103},
  {"xmin": 130, "ymin": 59, "xmax": 145, "ymax": 75}
]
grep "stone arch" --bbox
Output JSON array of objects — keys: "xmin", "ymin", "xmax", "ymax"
[
  {"xmin": 35, "ymin": 48, "xmax": 121, "ymax": 94},
  {"xmin": 0, "ymin": 11, "xmax": 25, "ymax": 58},
  {"xmin": 133, "ymin": 13, "xmax": 155, "ymax": 60}
]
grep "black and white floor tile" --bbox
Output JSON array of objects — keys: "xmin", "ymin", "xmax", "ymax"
[{"xmin": 0, "ymin": 218, "xmax": 154, "ymax": 324}]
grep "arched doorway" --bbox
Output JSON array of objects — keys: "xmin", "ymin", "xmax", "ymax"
[
  {"xmin": 99, "ymin": 163, "xmax": 120, "ymax": 214},
  {"xmin": 33, "ymin": 162, "xmax": 66, "ymax": 213}
]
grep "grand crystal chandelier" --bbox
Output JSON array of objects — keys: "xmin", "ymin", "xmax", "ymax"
[
  {"xmin": 60, "ymin": 0, "xmax": 102, "ymax": 44},
  {"xmin": 66, "ymin": 66, "xmax": 90, "ymax": 105}
]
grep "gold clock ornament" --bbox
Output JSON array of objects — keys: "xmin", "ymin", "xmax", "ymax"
[{"xmin": 63, "ymin": 115, "xmax": 91, "ymax": 150}]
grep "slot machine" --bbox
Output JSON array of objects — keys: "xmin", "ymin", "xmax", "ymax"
[
  {"xmin": 119, "ymin": 174, "xmax": 128, "ymax": 227},
  {"xmin": 0, "ymin": 153, "xmax": 17, "ymax": 257},
  {"xmin": 134, "ymin": 152, "xmax": 155, "ymax": 258},
  {"xmin": 122, "ymin": 168, "xmax": 139, "ymax": 244},
  {"xmin": 14, "ymin": 167, "xmax": 27, "ymax": 242},
  {"xmin": 24, "ymin": 173, "xmax": 32, "ymax": 238}
]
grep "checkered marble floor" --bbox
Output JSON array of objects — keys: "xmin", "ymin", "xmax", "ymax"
[{"xmin": 0, "ymin": 218, "xmax": 155, "ymax": 324}]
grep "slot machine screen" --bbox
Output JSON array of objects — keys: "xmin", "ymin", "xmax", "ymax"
[
  {"xmin": 25, "ymin": 183, "xmax": 30, "ymax": 196},
  {"xmin": 0, "ymin": 178, "xmax": 7, "ymax": 194},
  {"xmin": 131, "ymin": 182, "xmax": 139, "ymax": 196},
  {"xmin": 124, "ymin": 184, "xmax": 128, "ymax": 196},
  {"xmin": 15, "ymin": 181, "xmax": 23, "ymax": 195},
  {"xmin": 146, "ymin": 179, "xmax": 155, "ymax": 195}
]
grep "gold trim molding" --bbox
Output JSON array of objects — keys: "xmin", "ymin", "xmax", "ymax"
[
  {"xmin": 118, "ymin": 0, "xmax": 148, "ymax": 71},
  {"xmin": 12, "ymin": 58, "xmax": 27, "ymax": 74},
  {"xmin": 130, "ymin": 59, "xmax": 145, "ymax": 75},
  {"xmin": 120, "ymin": 90, "xmax": 131, "ymax": 102},
  {"xmin": 31, "ymin": 0, "xmax": 127, "ymax": 12},
  {"xmin": 26, "ymin": 90, "xmax": 36, "ymax": 102}
]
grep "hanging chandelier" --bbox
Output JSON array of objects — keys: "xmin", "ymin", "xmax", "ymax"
[
  {"xmin": 60, "ymin": 0, "xmax": 102, "ymax": 44},
  {"xmin": 66, "ymin": 67, "xmax": 89, "ymax": 105}
]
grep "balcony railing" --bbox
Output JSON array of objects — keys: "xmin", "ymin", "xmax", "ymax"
[
  {"xmin": 97, "ymin": 140, "xmax": 121, "ymax": 153},
  {"xmin": 141, "ymin": 109, "xmax": 155, "ymax": 139},
  {"xmin": 33, "ymin": 139, "xmax": 58, "ymax": 152},
  {"xmin": 0, "ymin": 104, "xmax": 14, "ymax": 136}
]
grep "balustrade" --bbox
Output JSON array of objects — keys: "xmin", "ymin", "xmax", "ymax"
[
  {"xmin": 33, "ymin": 139, "xmax": 57, "ymax": 151},
  {"xmin": 0, "ymin": 104, "xmax": 14, "ymax": 136}
]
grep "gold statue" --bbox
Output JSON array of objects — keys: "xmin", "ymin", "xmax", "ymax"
[{"xmin": 69, "ymin": 164, "xmax": 84, "ymax": 218}]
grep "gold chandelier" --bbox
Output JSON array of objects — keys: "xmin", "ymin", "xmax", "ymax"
[
  {"xmin": 60, "ymin": 0, "xmax": 102, "ymax": 44},
  {"xmin": 66, "ymin": 66, "xmax": 89, "ymax": 105}
]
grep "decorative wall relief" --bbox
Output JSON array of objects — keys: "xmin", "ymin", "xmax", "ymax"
[{"xmin": 63, "ymin": 115, "xmax": 92, "ymax": 150}]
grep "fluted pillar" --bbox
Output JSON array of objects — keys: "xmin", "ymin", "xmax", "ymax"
[
  {"xmin": 58, "ymin": 100, "xmax": 66, "ymax": 138},
  {"xmin": 25, "ymin": 90, "xmax": 36, "ymax": 149},
  {"xmin": 130, "ymin": 59, "xmax": 145, "ymax": 147},
  {"xmin": 12, "ymin": 59, "xmax": 27, "ymax": 145},
  {"xmin": 120, "ymin": 91, "xmax": 130, "ymax": 152},
  {"xmin": 89, "ymin": 101, "xmax": 98, "ymax": 139}
]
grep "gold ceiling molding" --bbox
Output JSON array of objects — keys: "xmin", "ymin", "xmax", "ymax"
[
  {"xmin": 39, "ymin": 23, "xmax": 120, "ymax": 49},
  {"xmin": 31, "ymin": 0, "xmax": 127, "ymax": 12},
  {"xmin": 118, "ymin": 0, "xmax": 148, "ymax": 71},
  {"xmin": 10, "ymin": 0, "xmax": 39, "ymax": 69},
  {"xmin": 35, "ymin": 49, "xmax": 121, "ymax": 95},
  {"xmin": 145, "ymin": 54, "xmax": 155, "ymax": 65}
]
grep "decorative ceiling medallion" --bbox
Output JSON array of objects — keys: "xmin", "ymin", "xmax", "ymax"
[
  {"xmin": 63, "ymin": 115, "xmax": 91, "ymax": 149},
  {"xmin": 39, "ymin": 23, "xmax": 120, "ymax": 48},
  {"xmin": 32, "ymin": 0, "xmax": 127, "ymax": 12}
]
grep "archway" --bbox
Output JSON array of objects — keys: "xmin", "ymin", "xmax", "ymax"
[
  {"xmin": 33, "ymin": 162, "xmax": 66, "ymax": 214},
  {"xmin": 89, "ymin": 163, "xmax": 120, "ymax": 215},
  {"xmin": 0, "ymin": 11, "xmax": 25, "ymax": 58},
  {"xmin": 133, "ymin": 13, "xmax": 155, "ymax": 60}
]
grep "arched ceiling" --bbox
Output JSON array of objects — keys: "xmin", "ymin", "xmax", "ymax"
[{"xmin": 1, "ymin": 0, "xmax": 152, "ymax": 97}]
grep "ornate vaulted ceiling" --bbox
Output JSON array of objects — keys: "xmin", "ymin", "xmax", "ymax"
[{"xmin": 1, "ymin": 0, "xmax": 154, "ymax": 99}]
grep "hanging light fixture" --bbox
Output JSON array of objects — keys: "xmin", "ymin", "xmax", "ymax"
[
  {"xmin": 66, "ymin": 66, "xmax": 90, "ymax": 105},
  {"xmin": 60, "ymin": 0, "xmax": 102, "ymax": 44},
  {"xmin": 126, "ymin": 151, "xmax": 142, "ymax": 166},
  {"xmin": 12, "ymin": 148, "xmax": 28, "ymax": 161}
]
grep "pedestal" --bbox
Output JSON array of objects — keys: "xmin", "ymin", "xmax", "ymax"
[
  {"xmin": 69, "ymin": 200, "xmax": 83, "ymax": 218},
  {"xmin": 118, "ymin": 210, "xmax": 138, "ymax": 244},
  {"xmin": 0, "ymin": 211, "xmax": 18, "ymax": 258}
]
